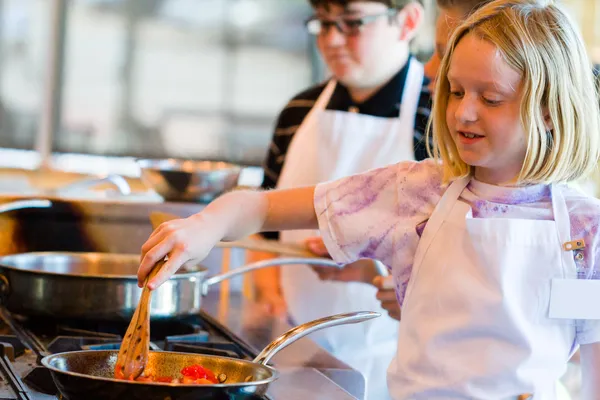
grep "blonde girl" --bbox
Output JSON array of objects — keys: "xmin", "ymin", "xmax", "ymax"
[{"xmin": 138, "ymin": 0, "xmax": 600, "ymax": 397}]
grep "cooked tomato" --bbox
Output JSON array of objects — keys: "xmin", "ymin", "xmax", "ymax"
[
  {"xmin": 114, "ymin": 363, "xmax": 218, "ymax": 385},
  {"xmin": 180, "ymin": 364, "xmax": 218, "ymax": 383}
]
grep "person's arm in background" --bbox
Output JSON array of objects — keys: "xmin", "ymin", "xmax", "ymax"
[
  {"xmin": 248, "ymin": 122, "xmax": 287, "ymax": 316},
  {"xmin": 248, "ymin": 155, "xmax": 285, "ymax": 315},
  {"xmin": 247, "ymin": 247, "xmax": 285, "ymax": 315}
]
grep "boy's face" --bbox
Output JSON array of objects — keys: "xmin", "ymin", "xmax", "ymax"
[
  {"xmin": 424, "ymin": 6, "xmax": 465, "ymax": 95},
  {"xmin": 313, "ymin": 1, "xmax": 418, "ymax": 89}
]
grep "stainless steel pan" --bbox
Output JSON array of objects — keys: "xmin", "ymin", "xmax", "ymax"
[
  {"xmin": 41, "ymin": 311, "xmax": 379, "ymax": 400},
  {"xmin": 0, "ymin": 252, "xmax": 342, "ymax": 321}
]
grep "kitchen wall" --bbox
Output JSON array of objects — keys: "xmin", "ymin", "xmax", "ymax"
[{"xmin": 0, "ymin": 0, "xmax": 596, "ymax": 171}]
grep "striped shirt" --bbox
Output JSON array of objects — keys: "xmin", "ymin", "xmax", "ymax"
[{"xmin": 261, "ymin": 56, "xmax": 432, "ymax": 239}]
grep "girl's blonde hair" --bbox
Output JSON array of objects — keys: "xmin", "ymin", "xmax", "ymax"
[{"xmin": 427, "ymin": 0, "xmax": 600, "ymax": 184}]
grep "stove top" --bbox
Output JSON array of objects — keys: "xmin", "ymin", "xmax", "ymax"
[{"xmin": 0, "ymin": 311, "xmax": 272, "ymax": 400}]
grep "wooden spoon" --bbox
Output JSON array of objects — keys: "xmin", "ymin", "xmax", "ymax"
[
  {"xmin": 149, "ymin": 211, "xmax": 319, "ymax": 258},
  {"xmin": 114, "ymin": 215, "xmax": 166, "ymax": 380}
]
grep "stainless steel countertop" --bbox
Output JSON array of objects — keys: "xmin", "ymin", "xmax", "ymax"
[{"xmin": 201, "ymin": 290, "xmax": 366, "ymax": 400}]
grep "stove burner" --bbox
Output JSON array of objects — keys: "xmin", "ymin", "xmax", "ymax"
[{"xmin": 0, "ymin": 311, "xmax": 272, "ymax": 399}]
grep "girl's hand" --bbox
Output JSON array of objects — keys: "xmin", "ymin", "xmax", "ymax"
[
  {"xmin": 306, "ymin": 236, "xmax": 386, "ymax": 284},
  {"xmin": 305, "ymin": 236, "xmax": 330, "ymax": 257},
  {"xmin": 255, "ymin": 287, "xmax": 288, "ymax": 317},
  {"xmin": 312, "ymin": 259, "xmax": 381, "ymax": 284},
  {"xmin": 138, "ymin": 214, "xmax": 222, "ymax": 290}
]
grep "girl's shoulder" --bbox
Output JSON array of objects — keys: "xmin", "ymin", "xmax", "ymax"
[
  {"xmin": 394, "ymin": 158, "xmax": 444, "ymax": 187},
  {"xmin": 560, "ymin": 183, "xmax": 600, "ymax": 215}
]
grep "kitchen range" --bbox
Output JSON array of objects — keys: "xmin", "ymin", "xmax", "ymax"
[
  {"xmin": 0, "ymin": 198, "xmax": 366, "ymax": 400},
  {"xmin": 0, "ymin": 293, "xmax": 365, "ymax": 400}
]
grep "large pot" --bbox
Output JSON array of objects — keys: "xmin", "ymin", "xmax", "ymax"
[
  {"xmin": 41, "ymin": 311, "xmax": 380, "ymax": 400},
  {"xmin": 0, "ymin": 252, "xmax": 341, "ymax": 321}
]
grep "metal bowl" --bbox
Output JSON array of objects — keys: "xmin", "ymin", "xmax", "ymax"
[{"xmin": 136, "ymin": 159, "xmax": 242, "ymax": 203}]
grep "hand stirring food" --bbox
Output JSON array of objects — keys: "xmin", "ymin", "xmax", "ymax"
[{"xmin": 115, "ymin": 213, "xmax": 222, "ymax": 383}]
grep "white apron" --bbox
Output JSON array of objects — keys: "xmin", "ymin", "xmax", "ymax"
[
  {"xmin": 388, "ymin": 177, "xmax": 579, "ymax": 399},
  {"xmin": 276, "ymin": 58, "xmax": 424, "ymax": 400}
]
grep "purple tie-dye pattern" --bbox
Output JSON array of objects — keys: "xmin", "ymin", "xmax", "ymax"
[
  {"xmin": 315, "ymin": 159, "xmax": 600, "ymax": 309},
  {"xmin": 317, "ymin": 166, "xmax": 397, "ymax": 218},
  {"xmin": 356, "ymin": 224, "xmax": 394, "ymax": 259}
]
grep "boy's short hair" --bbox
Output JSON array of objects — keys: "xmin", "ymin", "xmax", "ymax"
[
  {"xmin": 428, "ymin": 0, "xmax": 600, "ymax": 184},
  {"xmin": 308, "ymin": 0, "xmax": 422, "ymax": 9}
]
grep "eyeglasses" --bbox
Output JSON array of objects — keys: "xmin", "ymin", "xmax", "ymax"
[{"xmin": 305, "ymin": 9, "xmax": 398, "ymax": 37}]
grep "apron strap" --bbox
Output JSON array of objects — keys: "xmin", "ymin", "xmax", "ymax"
[
  {"xmin": 410, "ymin": 176, "xmax": 470, "ymax": 275},
  {"xmin": 550, "ymin": 185, "xmax": 577, "ymax": 278},
  {"xmin": 399, "ymin": 57, "xmax": 424, "ymax": 118}
]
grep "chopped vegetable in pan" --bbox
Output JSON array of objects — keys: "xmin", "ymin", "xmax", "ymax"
[{"xmin": 115, "ymin": 364, "xmax": 219, "ymax": 384}]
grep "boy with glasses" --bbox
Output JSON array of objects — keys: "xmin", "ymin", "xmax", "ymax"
[{"xmin": 249, "ymin": 1, "xmax": 427, "ymax": 399}]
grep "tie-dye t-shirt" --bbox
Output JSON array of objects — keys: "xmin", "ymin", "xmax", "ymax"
[{"xmin": 314, "ymin": 159, "xmax": 600, "ymax": 344}]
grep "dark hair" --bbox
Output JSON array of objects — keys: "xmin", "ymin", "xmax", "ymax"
[
  {"xmin": 435, "ymin": 0, "xmax": 495, "ymax": 15},
  {"xmin": 308, "ymin": 0, "xmax": 422, "ymax": 9}
]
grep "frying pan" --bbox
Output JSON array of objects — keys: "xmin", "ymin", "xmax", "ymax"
[
  {"xmin": 41, "ymin": 311, "xmax": 380, "ymax": 400},
  {"xmin": 0, "ymin": 252, "xmax": 343, "ymax": 321}
]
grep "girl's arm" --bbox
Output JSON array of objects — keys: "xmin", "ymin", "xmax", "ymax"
[
  {"xmin": 580, "ymin": 342, "xmax": 600, "ymax": 399},
  {"xmin": 138, "ymin": 186, "xmax": 317, "ymax": 289}
]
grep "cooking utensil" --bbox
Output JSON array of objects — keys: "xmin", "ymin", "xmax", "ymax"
[
  {"xmin": 115, "ymin": 259, "xmax": 162, "ymax": 380},
  {"xmin": 0, "ymin": 252, "xmax": 341, "ymax": 321},
  {"xmin": 41, "ymin": 311, "xmax": 380, "ymax": 400},
  {"xmin": 151, "ymin": 211, "xmax": 390, "ymax": 275},
  {"xmin": 136, "ymin": 158, "xmax": 242, "ymax": 203},
  {"xmin": 115, "ymin": 212, "xmax": 172, "ymax": 379}
]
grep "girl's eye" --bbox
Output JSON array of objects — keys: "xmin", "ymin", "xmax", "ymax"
[
  {"xmin": 482, "ymin": 97, "xmax": 501, "ymax": 105},
  {"xmin": 449, "ymin": 90, "xmax": 464, "ymax": 98}
]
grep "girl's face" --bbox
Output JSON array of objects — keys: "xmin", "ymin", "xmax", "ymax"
[
  {"xmin": 445, "ymin": 33, "xmax": 528, "ymax": 185},
  {"xmin": 424, "ymin": 7, "xmax": 465, "ymax": 94}
]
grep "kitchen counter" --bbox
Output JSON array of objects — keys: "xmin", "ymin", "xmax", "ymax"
[{"xmin": 201, "ymin": 290, "xmax": 366, "ymax": 400}]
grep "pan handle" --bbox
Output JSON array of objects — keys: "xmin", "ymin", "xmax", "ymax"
[
  {"xmin": 253, "ymin": 311, "xmax": 380, "ymax": 365},
  {"xmin": 200, "ymin": 257, "xmax": 343, "ymax": 296},
  {"xmin": 0, "ymin": 199, "xmax": 52, "ymax": 214}
]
